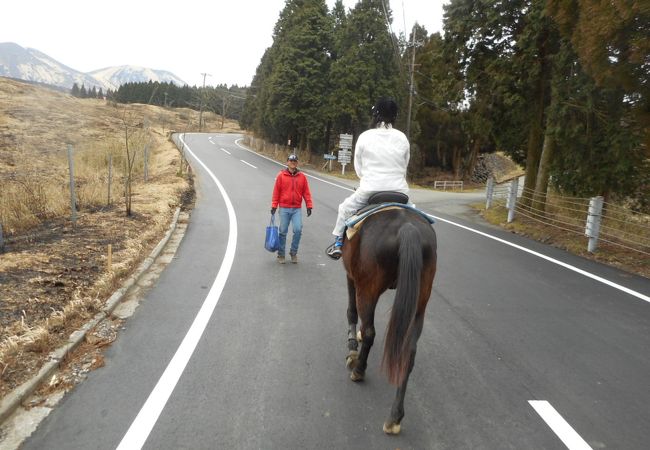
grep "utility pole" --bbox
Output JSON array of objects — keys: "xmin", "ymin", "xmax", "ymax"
[
  {"xmin": 406, "ymin": 29, "xmax": 416, "ymax": 141},
  {"xmin": 198, "ymin": 72, "xmax": 211, "ymax": 131}
]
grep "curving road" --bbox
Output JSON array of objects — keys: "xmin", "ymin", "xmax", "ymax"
[{"xmin": 21, "ymin": 133, "xmax": 650, "ymax": 450}]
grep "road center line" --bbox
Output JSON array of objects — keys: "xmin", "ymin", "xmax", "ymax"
[
  {"xmin": 220, "ymin": 148, "xmax": 231, "ymax": 155},
  {"xmin": 529, "ymin": 401, "xmax": 593, "ymax": 450},
  {"xmin": 234, "ymin": 138, "xmax": 353, "ymax": 191},
  {"xmin": 117, "ymin": 134, "xmax": 238, "ymax": 449},
  {"xmin": 240, "ymin": 159, "xmax": 257, "ymax": 169}
]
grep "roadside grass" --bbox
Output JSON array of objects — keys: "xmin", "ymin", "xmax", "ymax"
[{"xmin": 476, "ymin": 203, "xmax": 649, "ymax": 279}]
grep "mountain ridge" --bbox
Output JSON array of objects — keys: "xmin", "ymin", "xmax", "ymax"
[{"xmin": 0, "ymin": 42, "xmax": 187, "ymax": 92}]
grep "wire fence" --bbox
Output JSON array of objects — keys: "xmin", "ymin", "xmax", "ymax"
[
  {"xmin": 0, "ymin": 138, "xmax": 165, "ymax": 251},
  {"xmin": 486, "ymin": 177, "xmax": 650, "ymax": 256}
]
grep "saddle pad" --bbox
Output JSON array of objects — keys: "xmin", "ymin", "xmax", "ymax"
[{"xmin": 344, "ymin": 203, "xmax": 435, "ymax": 240}]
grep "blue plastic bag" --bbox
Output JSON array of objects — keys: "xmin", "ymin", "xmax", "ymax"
[{"xmin": 264, "ymin": 214, "xmax": 279, "ymax": 252}]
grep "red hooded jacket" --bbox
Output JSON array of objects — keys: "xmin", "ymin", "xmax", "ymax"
[{"xmin": 271, "ymin": 169, "xmax": 313, "ymax": 209}]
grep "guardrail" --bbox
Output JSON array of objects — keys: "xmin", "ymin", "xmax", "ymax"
[
  {"xmin": 485, "ymin": 176, "xmax": 650, "ymax": 255},
  {"xmin": 434, "ymin": 180, "xmax": 463, "ymax": 191}
]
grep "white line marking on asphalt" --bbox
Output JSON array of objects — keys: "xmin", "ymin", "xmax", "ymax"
[
  {"xmin": 220, "ymin": 148, "xmax": 231, "ymax": 155},
  {"xmin": 529, "ymin": 401, "xmax": 593, "ymax": 450},
  {"xmin": 234, "ymin": 138, "xmax": 353, "ymax": 191},
  {"xmin": 233, "ymin": 136, "xmax": 648, "ymax": 303},
  {"xmin": 428, "ymin": 215, "xmax": 649, "ymax": 304},
  {"xmin": 240, "ymin": 159, "xmax": 257, "ymax": 169},
  {"xmin": 117, "ymin": 134, "xmax": 238, "ymax": 450}
]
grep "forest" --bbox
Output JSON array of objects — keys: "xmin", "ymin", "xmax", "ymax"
[{"xmin": 240, "ymin": 0, "xmax": 648, "ymax": 211}]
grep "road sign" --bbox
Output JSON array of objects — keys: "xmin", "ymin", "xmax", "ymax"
[
  {"xmin": 339, "ymin": 133, "xmax": 353, "ymax": 150},
  {"xmin": 338, "ymin": 149, "xmax": 352, "ymax": 167},
  {"xmin": 323, "ymin": 153, "xmax": 337, "ymax": 160}
]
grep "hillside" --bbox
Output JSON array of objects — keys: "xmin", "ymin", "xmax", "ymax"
[{"xmin": 0, "ymin": 77, "xmax": 239, "ymax": 399}]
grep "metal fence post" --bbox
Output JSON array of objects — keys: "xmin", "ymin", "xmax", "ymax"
[
  {"xmin": 585, "ymin": 196, "xmax": 604, "ymax": 253},
  {"xmin": 67, "ymin": 145, "xmax": 77, "ymax": 224},
  {"xmin": 143, "ymin": 144, "xmax": 149, "ymax": 182},
  {"xmin": 108, "ymin": 154, "xmax": 113, "ymax": 206},
  {"xmin": 507, "ymin": 178, "xmax": 519, "ymax": 223},
  {"xmin": 485, "ymin": 177, "xmax": 495, "ymax": 209}
]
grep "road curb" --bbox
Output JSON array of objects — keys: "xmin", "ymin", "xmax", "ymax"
[{"xmin": 0, "ymin": 207, "xmax": 182, "ymax": 424}]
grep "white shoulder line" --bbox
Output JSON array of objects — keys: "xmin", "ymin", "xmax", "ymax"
[
  {"xmin": 431, "ymin": 214, "xmax": 649, "ymax": 304},
  {"xmin": 118, "ymin": 135, "xmax": 238, "ymax": 449},
  {"xmin": 233, "ymin": 136, "xmax": 647, "ymax": 304}
]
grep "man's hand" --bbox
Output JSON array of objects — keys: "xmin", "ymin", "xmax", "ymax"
[
  {"xmin": 307, "ymin": 208, "xmax": 312, "ymax": 217},
  {"xmin": 271, "ymin": 207, "xmax": 277, "ymax": 215}
]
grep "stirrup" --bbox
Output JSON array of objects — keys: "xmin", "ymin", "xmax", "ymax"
[{"xmin": 326, "ymin": 242, "xmax": 342, "ymax": 260}]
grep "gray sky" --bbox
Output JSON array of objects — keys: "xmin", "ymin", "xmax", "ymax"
[{"xmin": 1, "ymin": 0, "xmax": 447, "ymax": 87}]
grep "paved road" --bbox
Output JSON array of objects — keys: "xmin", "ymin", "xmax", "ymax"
[{"xmin": 21, "ymin": 133, "xmax": 650, "ymax": 449}]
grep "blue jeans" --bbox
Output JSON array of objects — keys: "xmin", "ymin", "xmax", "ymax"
[{"xmin": 278, "ymin": 207, "xmax": 302, "ymax": 257}]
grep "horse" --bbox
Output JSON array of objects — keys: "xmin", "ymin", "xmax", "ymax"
[{"xmin": 341, "ymin": 194, "xmax": 437, "ymax": 435}]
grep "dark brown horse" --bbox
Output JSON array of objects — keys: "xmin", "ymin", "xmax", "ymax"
[{"xmin": 342, "ymin": 204, "xmax": 437, "ymax": 434}]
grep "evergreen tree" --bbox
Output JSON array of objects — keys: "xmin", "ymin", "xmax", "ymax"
[
  {"xmin": 71, "ymin": 83, "xmax": 80, "ymax": 97},
  {"xmin": 328, "ymin": 0, "xmax": 402, "ymax": 138},
  {"xmin": 266, "ymin": 0, "xmax": 333, "ymax": 153}
]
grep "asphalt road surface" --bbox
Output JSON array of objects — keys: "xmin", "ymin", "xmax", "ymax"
[{"xmin": 21, "ymin": 133, "xmax": 650, "ymax": 449}]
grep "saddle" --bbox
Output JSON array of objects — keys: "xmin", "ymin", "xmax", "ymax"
[
  {"xmin": 344, "ymin": 191, "xmax": 433, "ymax": 240},
  {"xmin": 356, "ymin": 191, "xmax": 409, "ymax": 214}
]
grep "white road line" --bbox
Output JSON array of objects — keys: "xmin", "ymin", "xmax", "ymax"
[
  {"xmin": 240, "ymin": 160, "xmax": 257, "ymax": 169},
  {"xmin": 428, "ymin": 215, "xmax": 649, "ymax": 304},
  {"xmin": 234, "ymin": 138, "xmax": 353, "ymax": 191},
  {"xmin": 117, "ymin": 135, "xmax": 238, "ymax": 450},
  {"xmin": 220, "ymin": 148, "xmax": 231, "ymax": 155},
  {"xmin": 529, "ymin": 401, "xmax": 593, "ymax": 450},
  {"xmin": 232, "ymin": 138, "xmax": 649, "ymax": 303}
]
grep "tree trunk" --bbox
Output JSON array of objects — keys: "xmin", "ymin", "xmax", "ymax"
[
  {"xmin": 464, "ymin": 139, "xmax": 481, "ymax": 179},
  {"xmin": 522, "ymin": 26, "xmax": 551, "ymax": 207},
  {"xmin": 452, "ymin": 147, "xmax": 462, "ymax": 178},
  {"xmin": 532, "ymin": 129, "xmax": 556, "ymax": 213}
]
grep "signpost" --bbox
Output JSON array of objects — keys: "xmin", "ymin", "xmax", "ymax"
[
  {"xmin": 323, "ymin": 153, "xmax": 336, "ymax": 171},
  {"xmin": 338, "ymin": 133, "xmax": 353, "ymax": 175}
]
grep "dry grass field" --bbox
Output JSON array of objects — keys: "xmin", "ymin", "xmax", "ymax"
[
  {"xmin": 0, "ymin": 76, "xmax": 645, "ymax": 413},
  {"xmin": 0, "ymin": 77, "xmax": 240, "ymax": 399}
]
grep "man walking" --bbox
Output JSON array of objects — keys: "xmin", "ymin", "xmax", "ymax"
[{"xmin": 271, "ymin": 154, "xmax": 313, "ymax": 264}]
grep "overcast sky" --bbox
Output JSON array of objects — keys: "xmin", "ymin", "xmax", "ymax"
[{"xmin": 1, "ymin": 0, "xmax": 447, "ymax": 88}]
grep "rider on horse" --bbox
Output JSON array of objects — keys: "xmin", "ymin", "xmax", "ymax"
[{"xmin": 326, "ymin": 97, "xmax": 410, "ymax": 259}]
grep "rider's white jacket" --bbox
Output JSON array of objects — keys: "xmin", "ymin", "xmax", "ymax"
[{"xmin": 354, "ymin": 124, "xmax": 410, "ymax": 194}]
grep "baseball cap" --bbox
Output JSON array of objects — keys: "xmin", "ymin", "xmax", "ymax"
[{"xmin": 287, "ymin": 154, "xmax": 298, "ymax": 161}]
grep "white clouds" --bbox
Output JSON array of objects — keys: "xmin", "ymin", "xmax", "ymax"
[{"xmin": 1, "ymin": 1, "xmax": 446, "ymax": 88}]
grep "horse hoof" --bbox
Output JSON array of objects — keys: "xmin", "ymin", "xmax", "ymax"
[
  {"xmin": 345, "ymin": 351, "xmax": 358, "ymax": 370},
  {"xmin": 383, "ymin": 421, "xmax": 401, "ymax": 435},
  {"xmin": 350, "ymin": 369, "xmax": 364, "ymax": 382}
]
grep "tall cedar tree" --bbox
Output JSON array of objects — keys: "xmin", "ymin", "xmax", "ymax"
[
  {"xmin": 327, "ymin": 0, "xmax": 402, "ymax": 139},
  {"xmin": 256, "ymin": 0, "xmax": 332, "ymax": 155}
]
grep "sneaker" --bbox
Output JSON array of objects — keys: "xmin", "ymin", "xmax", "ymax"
[
  {"xmin": 326, "ymin": 237, "xmax": 343, "ymax": 260},
  {"xmin": 277, "ymin": 255, "xmax": 286, "ymax": 264},
  {"xmin": 290, "ymin": 254, "xmax": 298, "ymax": 264}
]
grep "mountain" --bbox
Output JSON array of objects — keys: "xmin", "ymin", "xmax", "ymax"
[
  {"xmin": 89, "ymin": 66, "xmax": 187, "ymax": 91},
  {"xmin": 0, "ymin": 42, "xmax": 103, "ymax": 90},
  {"xmin": 0, "ymin": 42, "xmax": 187, "ymax": 91}
]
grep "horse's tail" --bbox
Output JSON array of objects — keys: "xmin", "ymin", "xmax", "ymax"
[{"xmin": 382, "ymin": 222, "xmax": 422, "ymax": 386}]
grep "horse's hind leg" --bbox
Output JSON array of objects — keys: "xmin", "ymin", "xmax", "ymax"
[
  {"xmin": 345, "ymin": 276, "xmax": 359, "ymax": 369},
  {"xmin": 350, "ymin": 295, "xmax": 377, "ymax": 382},
  {"xmin": 383, "ymin": 314, "xmax": 424, "ymax": 435}
]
